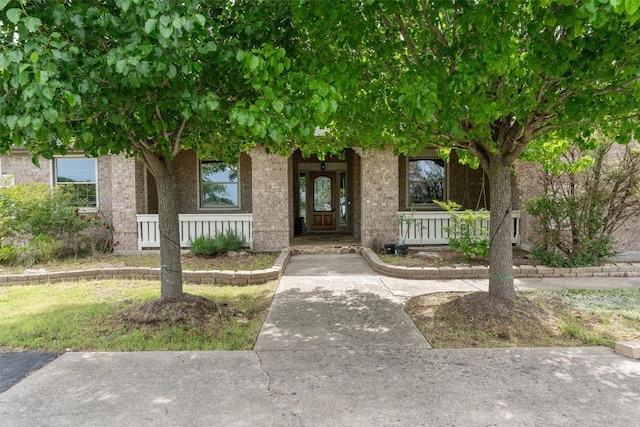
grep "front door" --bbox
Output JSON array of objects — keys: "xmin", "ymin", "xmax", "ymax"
[{"xmin": 310, "ymin": 172, "xmax": 335, "ymax": 231}]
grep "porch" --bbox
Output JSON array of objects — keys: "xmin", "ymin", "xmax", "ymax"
[{"xmin": 135, "ymin": 211, "xmax": 521, "ymax": 250}]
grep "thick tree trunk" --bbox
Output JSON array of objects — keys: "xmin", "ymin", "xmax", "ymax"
[
  {"xmin": 487, "ymin": 155, "xmax": 516, "ymax": 300},
  {"xmin": 154, "ymin": 166, "xmax": 183, "ymax": 300}
]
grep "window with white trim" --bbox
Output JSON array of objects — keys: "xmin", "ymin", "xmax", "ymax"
[
  {"xmin": 54, "ymin": 157, "xmax": 98, "ymax": 208},
  {"xmin": 200, "ymin": 160, "xmax": 239, "ymax": 208},
  {"xmin": 408, "ymin": 158, "xmax": 446, "ymax": 207}
]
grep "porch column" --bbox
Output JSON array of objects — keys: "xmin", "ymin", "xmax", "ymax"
[
  {"xmin": 250, "ymin": 146, "xmax": 290, "ymax": 250},
  {"xmin": 360, "ymin": 147, "xmax": 398, "ymax": 247},
  {"xmin": 110, "ymin": 154, "xmax": 139, "ymax": 252}
]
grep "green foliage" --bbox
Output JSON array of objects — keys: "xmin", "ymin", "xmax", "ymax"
[
  {"xmin": 0, "ymin": 183, "xmax": 113, "ymax": 265},
  {"xmin": 436, "ymin": 201, "xmax": 490, "ymax": 260},
  {"xmin": 189, "ymin": 232, "xmax": 247, "ymax": 258},
  {"xmin": 524, "ymin": 135, "xmax": 640, "ymax": 267}
]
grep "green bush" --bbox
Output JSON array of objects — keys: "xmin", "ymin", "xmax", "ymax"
[
  {"xmin": 190, "ymin": 232, "xmax": 246, "ymax": 257},
  {"xmin": 0, "ymin": 183, "xmax": 113, "ymax": 265},
  {"xmin": 435, "ymin": 201, "xmax": 490, "ymax": 260}
]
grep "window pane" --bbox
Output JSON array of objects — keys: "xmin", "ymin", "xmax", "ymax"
[
  {"xmin": 299, "ymin": 173, "xmax": 307, "ymax": 220},
  {"xmin": 409, "ymin": 159, "xmax": 445, "ymax": 205},
  {"xmin": 58, "ymin": 183, "xmax": 97, "ymax": 207},
  {"xmin": 56, "ymin": 158, "xmax": 96, "ymax": 183},
  {"xmin": 201, "ymin": 162, "xmax": 237, "ymax": 183},
  {"xmin": 409, "ymin": 159, "xmax": 445, "ymax": 182},
  {"xmin": 202, "ymin": 182, "xmax": 238, "ymax": 206},
  {"xmin": 314, "ymin": 175, "xmax": 332, "ymax": 211}
]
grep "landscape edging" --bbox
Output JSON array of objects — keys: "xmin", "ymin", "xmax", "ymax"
[
  {"xmin": 362, "ymin": 247, "xmax": 640, "ymax": 280},
  {"xmin": 0, "ymin": 249, "xmax": 291, "ymax": 287}
]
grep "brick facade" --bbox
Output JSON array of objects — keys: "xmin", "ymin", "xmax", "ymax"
[
  {"xmin": 109, "ymin": 155, "xmax": 139, "ymax": 252},
  {"xmin": 359, "ymin": 148, "xmax": 398, "ymax": 247},
  {"xmin": 250, "ymin": 146, "xmax": 290, "ymax": 250}
]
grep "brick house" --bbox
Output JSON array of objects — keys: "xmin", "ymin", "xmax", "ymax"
[
  {"xmin": 4, "ymin": 143, "xmax": 638, "ymax": 255},
  {"xmin": 2, "ymin": 145, "xmax": 529, "ymax": 254}
]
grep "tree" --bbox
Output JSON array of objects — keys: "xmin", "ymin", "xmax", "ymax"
[
  {"xmin": 1, "ymin": 0, "xmax": 338, "ymax": 299},
  {"xmin": 290, "ymin": 0, "xmax": 640, "ymax": 300}
]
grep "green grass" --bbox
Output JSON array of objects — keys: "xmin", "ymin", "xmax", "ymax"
[{"xmin": 0, "ymin": 280, "xmax": 277, "ymax": 352}]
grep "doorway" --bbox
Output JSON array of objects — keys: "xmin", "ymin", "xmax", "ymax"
[{"xmin": 310, "ymin": 172, "xmax": 335, "ymax": 231}]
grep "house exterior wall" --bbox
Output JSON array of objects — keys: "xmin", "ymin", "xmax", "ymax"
[
  {"xmin": 360, "ymin": 148, "xmax": 398, "ymax": 247},
  {"xmin": 108, "ymin": 155, "xmax": 138, "ymax": 252},
  {"xmin": 250, "ymin": 146, "xmax": 290, "ymax": 250},
  {"xmin": 144, "ymin": 150, "xmax": 253, "ymax": 215}
]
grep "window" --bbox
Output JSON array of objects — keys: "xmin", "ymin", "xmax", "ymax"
[
  {"xmin": 54, "ymin": 157, "xmax": 98, "ymax": 207},
  {"xmin": 408, "ymin": 158, "xmax": 446, "ymax": 206},
  {"xmin": 200, "ymin": 160, "xmax": 239, "ymax": 208}
]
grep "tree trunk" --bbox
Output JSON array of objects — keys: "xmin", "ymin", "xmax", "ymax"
[
  {"xmin": 154, "ymin": 165, "xmax": 183, "ymax": 300},
  {"xmin": 487, "ymin": 155, "xmax": 516, "ymax": 300}
]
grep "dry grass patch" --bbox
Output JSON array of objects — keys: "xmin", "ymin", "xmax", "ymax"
[
  {"xmin": 406, "ymin": 290, "xmax": 639, "ymax": 348},
  {"xmin": 0, "ymin": 252, "xmax": 279, "ymax": 274}
]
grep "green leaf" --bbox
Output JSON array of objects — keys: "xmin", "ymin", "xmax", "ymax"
[
  {"xmin": 144, "ymin": 19, "xmax": 157, "ymax": 34},
  {"xmin": 273, "ymin": 99, "xmax": 284, "ymax": 113},
  {"xmin": 65, "ymin": 92, "xmax": 77, "ymax": 107},
  {"xmin": 24, "ymin": 16, "xmax": 42, "ymax": 32},
  {"xmin": 236, "ymin": 50, "xmax": 247, "ymax": 62},
  {"xmin": 249, "ymin": 55, "xmax": 260, "ymax": 71},
  {"xmin": 167, "ymin": 64, "xmax": 177, "ymax": 79},
  {"xmin": 194, "ymin": 13, "xmax": 206, "ymax": 26},
  {"xmin": 159, "ymin": 24, "xmax": 172, "ymax": 38},
  {"xmin": 0, "ymin": 53, "xmax": 8, "ymax": 68},
  {"xmin": 6, "ymin": 8, "xmax": 20, "ymax": 24},
  {"xmin": 626, "ymin": 0, "xmax": 640, "ymax": 15},
  {"xmin": 6, "ymin": 115, "xmax": 18, "ymax": 130},
  {"xmin": 116, "ymin": 59, "xmax": 127, "ymax": 74},
  {"xmin": 29, "ymin": 51, "xmax": 39, "ymax": 63},
  {"xmin": 0, "ymin": 0, "xmax": 10, "ymax": 11},
  {"xmin": 44, "ymin": 109, "xmax": 59, "ymax": 124}
]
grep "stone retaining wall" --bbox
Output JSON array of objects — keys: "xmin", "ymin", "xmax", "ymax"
[
  {"xmin": 0, "ymin": 250, "xmax": 290, "ymax": 287},
  {"xmin": 362, "ymin": 248, "xmax": 640, "ymax": 280}
]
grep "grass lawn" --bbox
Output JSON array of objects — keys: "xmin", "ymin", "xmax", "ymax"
[
  {"xmin": 406, "ymin": 288, "xmax": 640, "ymax": 348},
  {"xmin": 0, "ymin": 279, "xmax": 277, "ymax": 352}
]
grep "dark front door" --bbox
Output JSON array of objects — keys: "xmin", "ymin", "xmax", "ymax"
[{"xmin": 310, "ymin": 172, "xmax": 335, "ymax": 231}]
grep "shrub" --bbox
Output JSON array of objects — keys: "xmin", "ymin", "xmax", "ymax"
[
  {"xmin": 524, "ymin": 136, "xmax": 638, "ymax": 267},
  {"xmin": 436, "ymin": 201, "xmax": 490, "ymax": 260},
  {"xmin": 190, "ymin": 231, "xmax": 246, "ymax": 257},
  {"xmin": 0, "ymin": 183, "xmax": 113, "ymax": 265}
]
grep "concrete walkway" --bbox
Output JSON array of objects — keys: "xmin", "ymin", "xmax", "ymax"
[{"xmin": 1, "ymin": 254, "xmax": 639, "ymax": 426}]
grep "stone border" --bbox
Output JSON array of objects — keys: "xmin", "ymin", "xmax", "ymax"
[
  {"xmin": 0, "ymin": 249, "xmax": 291, "ymax": 287},
  {"xmin": 362, "ymin": 248, "xmax": 640, "ymax": 280}
]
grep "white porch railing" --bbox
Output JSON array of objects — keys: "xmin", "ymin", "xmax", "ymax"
[
  {"xmin": 398, "ymin": 210, "xmax": 521, "ymax": 246},
  {"xmin": 137, "ymin": 213, "xmax": 253, "ymax": 250}
]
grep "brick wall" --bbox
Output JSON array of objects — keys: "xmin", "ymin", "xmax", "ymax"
[
  {"xmin": 250, "ymin": 146, "xmax": 290, "ymax": 250},
  {"xmin": 109, "ymin": 155, "xmax": 138, "ymax": 252},
  {"xmin": 360, "ymin": 148, "xmax": 398, "ymax": 247}
]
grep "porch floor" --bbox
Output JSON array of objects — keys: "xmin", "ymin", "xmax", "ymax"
[{"xmin": 289, "ymin": 234, "xmax": 363, "ymax": 255}]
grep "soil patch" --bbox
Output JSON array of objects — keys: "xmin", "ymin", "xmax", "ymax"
[
  {"xmin": 115, "ymin": 293, "xmax": 220, "ymax": 327},
  {"xmin": 405, "ymin": 291, "xmax": 595, "ymax": 348},
  {"xmin": 380, "ymin": 247, "xmax": 537, "ymax": 268}
]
